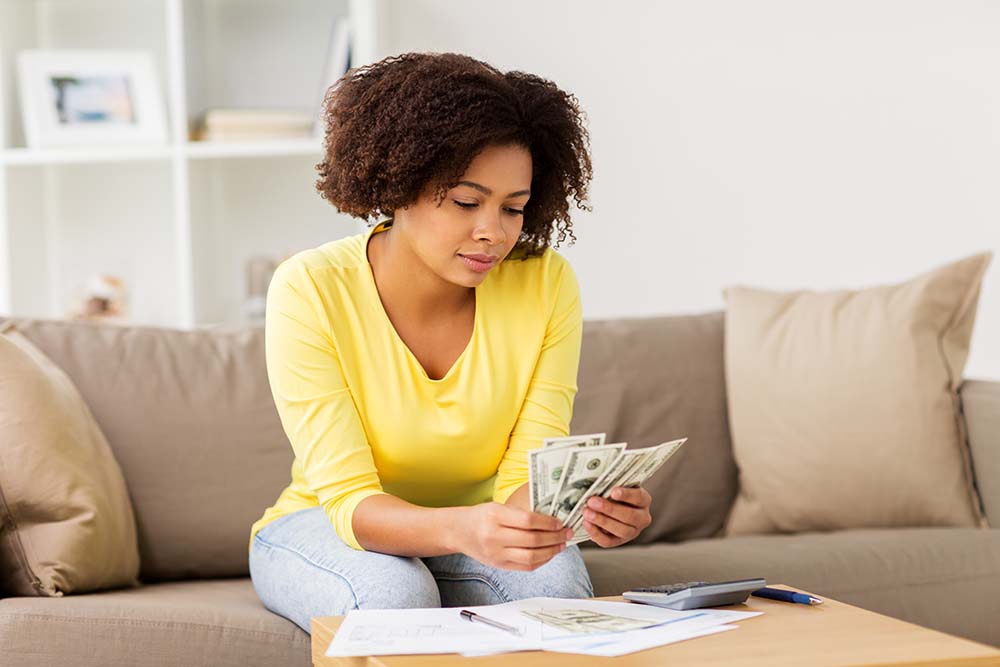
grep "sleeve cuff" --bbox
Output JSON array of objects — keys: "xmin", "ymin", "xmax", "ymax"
[
  {"xmin": 492, "ymin": 480, "xmax": 525, "ymax": 505},
  {"xmin": 333, "ymin": 489, "xmax": 390, "ymax": 551}
]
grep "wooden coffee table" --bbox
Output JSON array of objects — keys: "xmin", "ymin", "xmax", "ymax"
[{"xmin": 311, "ymin": 585, "xmax": 1000, "ymax": 666}]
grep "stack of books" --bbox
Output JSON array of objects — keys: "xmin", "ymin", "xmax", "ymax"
[
  {"xmin": 192, "ymin": 109, "xmax": 315, "ymax": 141},
  {"xmin": 191, "ymin": 15, "xmax": 350, "ymax": 142}
]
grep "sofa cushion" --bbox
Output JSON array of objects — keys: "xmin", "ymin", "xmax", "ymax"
[
  {"xmin": 571, "ymin": 311, "xmax": 738, "ymax": 544},
  {"xmin": 723, "ymin": 252, "xmax": 991, "ymax": 535},
  {"xmin": 1, "ymin": 317, "xmax": 293, "ymax": 582},
  {"xmin": 0, "ymin": 322, "xmax": 140, "ymax": 597},
  {"xmin": 581, "ymin": 527, "xmax": 1000, "ymax": 647},
  {"xmin": 0, "ymin": 578, "xmax": 309, "ymax": 667}
]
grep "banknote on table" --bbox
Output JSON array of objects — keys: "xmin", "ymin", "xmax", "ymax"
[
  {"xmin": 528, "ymin": 433, "xmax": 606, "ymax": 514},
  {"xmin": 519, "ymin": 608, "xmax": 658, "ymax": 633}
]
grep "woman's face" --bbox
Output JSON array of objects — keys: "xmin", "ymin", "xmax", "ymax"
[{"xmin": 395, "ymin": 143, "xmax": 532, "ymax": 289}]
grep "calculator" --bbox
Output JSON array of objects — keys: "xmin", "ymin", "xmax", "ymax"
[{"xmin": 623, "ymin": 578, "xmax": 766, "ymax": 610}]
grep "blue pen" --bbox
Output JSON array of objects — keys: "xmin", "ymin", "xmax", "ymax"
[{"xmin": 751, "ymin": 587, "xmax": 823, "ymax": 605}]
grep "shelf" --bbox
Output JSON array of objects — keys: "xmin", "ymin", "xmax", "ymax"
[
  {"xmin": 0, "ymin": 0, "xmax": 376, "ymax": 326},
  {"xmin": 1, "ymin": 138, "xmax": 325, "ymax": 166},
  {"xmin": 1, "ymin": 145, "xmax": 175, "ymax": 166}
]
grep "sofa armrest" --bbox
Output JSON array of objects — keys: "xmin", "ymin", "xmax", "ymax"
[{"xmin": 960, "ymin": 379, "xmax": 1000, "ymax": 526}]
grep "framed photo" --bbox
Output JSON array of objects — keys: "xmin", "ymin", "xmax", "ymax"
[{"xmin": 16, "ymin": 50, "xmax": 167, "ymax": 148}]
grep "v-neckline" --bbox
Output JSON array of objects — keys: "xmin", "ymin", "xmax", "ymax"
[{"xmin": 363, "ymin": 220, "xmax": 480, "ymax": 384}]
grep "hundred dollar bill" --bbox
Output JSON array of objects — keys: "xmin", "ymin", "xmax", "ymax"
[
  {"xmin": 549, "ymin": 443, "xmax": 627, "ymax": 523},
  {"xmin": 542, "ymin": 433, "xmax": 606, "ymax": 448},
  {"xmin": 563, "ymin": 449, "xmax": 649, "ymax": 530},
  {"xmin": 530, "ymin": 433, "xmax": 608, "ymax": 513},
  {"xmin": 614, "ymin": 438, "xmax": 687, "ymax": 489},
  {"xmin": 568, "ymin": 438, "xmax": 689, "ymax": 536},
  {"xmin": 519, "ymin": 608, "xmax": 656, "ymax": 633},
  {"xmin": 528, "ymin": 444, "xmax": 573, "ymax": 514}
]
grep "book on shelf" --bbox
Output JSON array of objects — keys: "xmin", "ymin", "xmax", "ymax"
[
  {"xmin": 192, "ymin": 108, "xmax": 315, "ymax": 141},
  {"xmin": 189, "ymin": 15, "xmax": 352, "ymax": 143}
]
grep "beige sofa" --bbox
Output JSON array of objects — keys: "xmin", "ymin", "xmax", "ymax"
[{"xmin": 1, "ymin": 311, "xmax": 998, "ymax": 666}]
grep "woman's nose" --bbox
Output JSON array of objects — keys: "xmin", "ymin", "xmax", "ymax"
[{"xmin": 474, "ymin": 212, "xmax": 506, "ymax": 245}]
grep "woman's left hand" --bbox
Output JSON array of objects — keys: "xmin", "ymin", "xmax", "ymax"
[{"xmin": 580, "ymin": 485, "xmax": 652, "ymax": 548}]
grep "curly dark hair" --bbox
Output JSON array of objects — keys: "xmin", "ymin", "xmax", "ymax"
[{"xmin": 314, "ymin": 52, "xmax": 593, "ymax": 257}]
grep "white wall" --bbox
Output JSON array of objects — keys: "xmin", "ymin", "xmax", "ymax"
[{"xmin": 376, "ymin": 0, "xmax": 1000, "ymax": 380}]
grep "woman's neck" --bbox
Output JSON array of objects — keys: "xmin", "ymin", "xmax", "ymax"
[{"xmin": 367, "ymin": 225, "xmax": 474, "ymax": 324}]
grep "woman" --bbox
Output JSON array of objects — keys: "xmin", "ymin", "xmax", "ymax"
[{"xmin": 248, "ymin": 52, "xmax": 653, "ymax": 633}]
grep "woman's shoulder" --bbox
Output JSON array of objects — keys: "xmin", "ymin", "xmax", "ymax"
[
  {"xmin": 273, "ymin": 230, "xmax": 368, "ymax": 283},
  {"xmin": 489, "ymin": 246, "xmax": 579, "ymax": 326},
  {"xmin": 501, "ymin": 243, "xmax": 573, "ymax": 271},
  {"xmin": 496, "ymin": 245, "xmax": 577, "ymax": 291}
]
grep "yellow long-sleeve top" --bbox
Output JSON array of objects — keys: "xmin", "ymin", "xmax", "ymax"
[{"xmin": 248, "ymin": 219, "xmax": 583, "ymax": 551}]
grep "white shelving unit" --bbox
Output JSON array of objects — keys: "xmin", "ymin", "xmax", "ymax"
[{"xmin": 0, "ymin": 0, "xmax": 378, "ymax": 328}]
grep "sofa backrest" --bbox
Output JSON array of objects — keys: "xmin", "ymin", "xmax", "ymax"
[
  {"xmin": 571, "ymin": 311, "xmax": 738, "ymax": 546},
  {"xmin": 6, "ymin": 318, "xmax": 291, "ymax": 582},
  {"xmin": 5, "ymin": 311, "xmax": 737, "ymax": 580}
]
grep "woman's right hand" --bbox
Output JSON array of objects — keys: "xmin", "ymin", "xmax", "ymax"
[{"xmin": 456, "ymin": 502, "xmax": 572, "ymax": 571}]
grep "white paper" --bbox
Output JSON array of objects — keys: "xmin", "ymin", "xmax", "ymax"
[{"xmin": 325, "ymin": 596, "xmax": 761, "ymax": 658}]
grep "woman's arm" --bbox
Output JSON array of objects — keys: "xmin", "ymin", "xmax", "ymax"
[
  {"xmin": 492, "ymin": 252, "xmax": 584, "ymax": 504},
  {"xmin": 503, "ymin": 482, "xmax": 530, "ymax": 511},
  {"xmin": 352, "ymin": 486, "xmax": 571, "ymax": 570},
  {"xmin": 350, "ymin": 494, "xmax": 464, "ymax": 556},
  {"xmin": 265, "ymin": 261, "xmax": 389, "ymax": 551}
]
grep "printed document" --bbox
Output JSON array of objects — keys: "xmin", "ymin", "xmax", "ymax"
[{"xmin": 325, "ymin": 596, "xmax": 761, "ymax": 658}]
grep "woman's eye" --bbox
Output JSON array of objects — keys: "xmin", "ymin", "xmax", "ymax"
[{"xmin": 452, "ymin": 200, "xmax": 523, "ymax": 215}]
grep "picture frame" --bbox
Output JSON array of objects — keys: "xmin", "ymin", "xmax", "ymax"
[{"xmin": 16, "ymin": 49, "xmax": 168, "ymax": 148}]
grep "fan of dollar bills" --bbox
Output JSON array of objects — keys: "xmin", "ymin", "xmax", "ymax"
[{"xmin": 528, "ymin": 433, "xmax": 688, "ymax": 545}]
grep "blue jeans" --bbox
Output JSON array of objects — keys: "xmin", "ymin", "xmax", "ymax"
[{"xmin": 249, "ymin": 506, "xmax": 594, "ymax": 634}]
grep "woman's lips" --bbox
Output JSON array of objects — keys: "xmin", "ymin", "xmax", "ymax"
[{"xmin": 459, "ymin": 254, "xmax": 497, "ymax": 273}]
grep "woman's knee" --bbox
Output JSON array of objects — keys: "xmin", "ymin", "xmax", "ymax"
[
  {"xmin": 251, "ymin": 536, "xmax": 442, "ymax": 630},
  {"xmin": 249, "ymin": 508, "xmax": 442, "ymax": 633},
  {"xmin": 506, "ymin": 545, "xmax": 594, "ymax": 600},
  {"xmin": 425, "ymin": 544, "xmax": 593, "ymax": 607},
  {"xmin": 354, "ymin": 556, "xmax": 441, "ymax": 610}
]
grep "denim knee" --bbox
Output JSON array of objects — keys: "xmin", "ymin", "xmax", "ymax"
[
  {"xmin": 249, "ymin": 507, "xmax": 443, "ymax": 633},
  {"xmin": 498, "ymin": 544, "xmax": 594, "ymax": 600},
  {"xmin": 423, "ymin": 544, "xmax": 593, "ymax": 608},
  {"xmin": 354, "ymin": 557, "xmax": 442, "ymax": 610}
]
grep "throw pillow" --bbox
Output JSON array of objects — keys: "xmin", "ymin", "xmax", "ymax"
[
  {"xmin": 0, "ymin": 321, "xmax": 140, "ymax": 596},
  {"xmin": 723, "ymin": 251, "xmax": 992, "ymax": 534}
]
